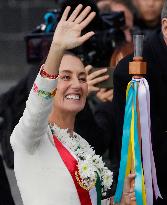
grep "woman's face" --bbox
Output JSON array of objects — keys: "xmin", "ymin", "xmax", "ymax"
[{"xmin": 54, "ymin": 54, "xmax": 88, "ymax": 114}]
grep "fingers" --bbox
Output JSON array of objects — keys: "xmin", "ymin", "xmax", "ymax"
[
  {"xmin": 89, "ymin": 86, "xmax": 100, "ymax": 93},
  {"xmin": 102, "ymin": 89, "xmax": 113, "ymax": 99},
  {"xmin": 75, "ymin": 6, "xmax": 91, "ymax": 24},
  {"xmin": 87, "ymin": 68, "xmax": 108, "ymax": 81},
  {"xmin": 128, "ymin": 173, "xmax": 136, "ymax": 182},
  {"xmin": 65, "ymin": 4, "xmax": 96, "ymax": 28},
  {"xmin": 78, "ymin": 31, "xmax": 95, "ymax": 44},
  {"xmin": 97, "ymin": 89, "xmax": 113, "ymax": 102},
  {"xmin": 87, "ymin": 67, "xmax": 109, "ymax": 86},
  {"xmin": 89, "ymin": 75, "xmax": 109, "ymax": 85},
  {"xmin": 129, "ymin": 189, "xmax": 136, "ymax": 201},
  {"xmin": 123, "ymin": 174, "xmax": 136, "ymax": 204},
  {"xmin": 123, "ymin": 173, "xmax": 136, "ymax": 194},
  {"xmin": 61, "ymin": 5, "xmax": 96, "ymax": 28},
  {"xmin": 85, "ymin": 65, "xmax": 93, "ymax": 74},
  {"xmin": 80, "ymin": 11, "xmax": 96, "ymax": 29},
  {"xmin": 61, "ymin": 6, "xmax": 71, "ymax": 21},
  {"xmin": 127, "ymin": 173, "xmax": 136, "ymax": 184},
  {"xmin": 125, "ymin": 190, "xmax": 136, "ymax": 202},
  {"xmin": 68, "ymin": 4, "xmax": 83, "ymax": 22},
  {"xmin": 123, "ymin": 189, "xmax": 136, "ymax": 204}
]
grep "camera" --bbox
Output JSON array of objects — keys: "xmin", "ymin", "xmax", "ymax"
[
  {"xmin": 25, "ymin": 10, "xmax": 59, "ymax": 64},
  {"xmin": 74, "ymin": 11, "xmax": 125, "ymax": 66},
  {"xmin": 25, "ymin": 5, "xmax": 126, "ymax": 67}
]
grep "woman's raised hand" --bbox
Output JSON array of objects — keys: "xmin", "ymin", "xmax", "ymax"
[{"xmin": 53, "ymin": 4, "xmax": 96, "ymax": 50}]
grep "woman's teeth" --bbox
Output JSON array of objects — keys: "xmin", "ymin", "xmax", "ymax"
[{"xmin": 65, "ymin": 94, "xmax": 80, "ymax": 100}]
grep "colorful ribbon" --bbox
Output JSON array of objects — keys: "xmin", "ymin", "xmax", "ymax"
[
  {"xmin": 114, "ymin": 78, "xmax": 161, "ymax": 205},
  {"xmin": 138, "ymin": 79, "xmax": 162, "ymax": 202}
]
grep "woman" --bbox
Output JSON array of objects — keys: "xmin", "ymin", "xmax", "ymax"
[{"xmin": 11, "ymin": 4, "xmax": 135, "ymax": 205}]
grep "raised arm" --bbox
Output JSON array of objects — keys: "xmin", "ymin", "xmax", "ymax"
[
  {"xmin": 44, "ymin": 4, "xmax": 96, "ymax": 76},
  {"xmin": 10, "ymin": 4, "xmax": 96, "ymax": 153}
]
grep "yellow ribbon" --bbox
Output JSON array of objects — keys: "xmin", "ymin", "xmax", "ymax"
[{"xmin": 125, "ymin": 84, "xmax": 147, "ymax": 205}]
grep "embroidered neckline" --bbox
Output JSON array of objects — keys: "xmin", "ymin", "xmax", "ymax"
[{"xmin": 49, "ymin": 123, "xmax": 113, "ymax": 195}]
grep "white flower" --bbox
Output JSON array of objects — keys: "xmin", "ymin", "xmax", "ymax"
[
  {"xmin": 92, "ymin": 155, "xmax": 105, "ymax": 170},
  {"xmin": 101, "ymin": 169, "xmax": 113, "ymax": 189},
  {"xmin": 50, "ymin": 123, "xmax": 113, "ymax": 193},
  {"xmin": 78, "ymin": 159, "xmax": 96, "ymax": 179}
]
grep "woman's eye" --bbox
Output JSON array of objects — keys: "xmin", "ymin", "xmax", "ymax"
[
  {"xmin": 79, "ymin": 77, "xmax": 87, "ymax": 83},
  {"xmin": 61, "ymin": 75, "xmax": 71, "ymax": 81}
]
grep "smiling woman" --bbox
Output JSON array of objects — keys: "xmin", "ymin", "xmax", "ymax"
[
  {"xmin": 52, "ymin": 53, "xmax": 88, "ymax": 115},
  {"xmin": 10, "ymin": 4, "xmax": 135, "ymax": 205}
]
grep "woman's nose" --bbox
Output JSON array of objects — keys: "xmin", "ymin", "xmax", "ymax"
[{"xmin": 71, "ymin": 78, "xmax": 81, "ymax": 88}]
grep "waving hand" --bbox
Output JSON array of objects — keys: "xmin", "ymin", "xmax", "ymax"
[
  {"xmin": 44, "ymin": 5, "xmax": 96, "ymax": 76},
  {"xmin": 53, "ymin": 4, "xmax": 96, "ymax": 50}
]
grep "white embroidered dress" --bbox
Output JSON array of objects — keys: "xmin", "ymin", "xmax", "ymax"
[{"xmin": 10, "ymin": 74, "xmax": 112, "ymax": 205}]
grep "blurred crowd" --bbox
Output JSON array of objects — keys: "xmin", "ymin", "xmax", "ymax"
[{"xmin": 0, "ymin": 0, "xmax": 166, "ymax": 204}]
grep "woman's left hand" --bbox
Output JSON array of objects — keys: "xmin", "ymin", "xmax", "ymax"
[
  {"xmin": 109, "ymin": 174, "xmax": 136, "ymax": 205},
  {"xmin": 121, "ymin": 173, "xmax": 136, "ymax": 205}
]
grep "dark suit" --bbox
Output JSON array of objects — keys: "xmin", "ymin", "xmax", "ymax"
[{"xmin": 0, "ymin": 155, "xmax": 15, "ymax": 205}]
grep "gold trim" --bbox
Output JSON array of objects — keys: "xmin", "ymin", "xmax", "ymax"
[{"xmin": 75, "ymin": 171, "xmax": 96, "ymax": 191}]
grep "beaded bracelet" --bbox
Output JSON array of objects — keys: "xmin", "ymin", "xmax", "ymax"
[{"xmin": 40, "ymin": 65, "xmax": 59, "ymax": 79}]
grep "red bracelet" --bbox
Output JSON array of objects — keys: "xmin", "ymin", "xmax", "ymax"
[{"xmin": 40, "ymin": 65, "xmax": 59, "ymax": 79}]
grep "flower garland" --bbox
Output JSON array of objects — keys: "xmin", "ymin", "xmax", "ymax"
[{"xmin": 50, "ymin": 123, "xmax": 113, "ymax": 195}]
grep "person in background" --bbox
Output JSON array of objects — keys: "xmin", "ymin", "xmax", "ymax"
[
  {"xmin": 132, "ymin": 0, "xmax": 164, "ymax": 38},
  {"xmin": 111, "ymin": 0, "xmax": 167, "ymax": 203},
  {"xmin": 97, "ymin": 0, "xmax": 134, "ymax": 42},
  {"xmin": 110, "ymin": 0, "xmax": 134, "ymax": 42},
  {"xmin": 76, "ymin": 2, "xmax": 167, "ymax": 204},
  {"xmin": 97, "ymin": 0, "xmax": 112, "ymax": 12},
  {"xmin": 110, "ymin": 42, "xmax": 133, "ymax": 67},
  {"xmin": 94, "ymin": 0, "xmax": 134, "ymax": 103}
]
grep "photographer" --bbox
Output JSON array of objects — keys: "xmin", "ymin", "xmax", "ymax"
[{"xmin": 76, "ymin": 1, "xmax": 167, "ymax": 204}]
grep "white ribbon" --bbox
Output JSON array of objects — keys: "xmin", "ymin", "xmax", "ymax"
[{"xmin": 137, "ymin": 78, "xmax": 162, "ymax": 205}]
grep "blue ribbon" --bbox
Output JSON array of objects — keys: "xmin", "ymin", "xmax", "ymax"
[
  {"xmin": 114, "ymin": 81, "xmax": 144, "ymax": 205},
  {"xmin": 114, "ymin": 85, "xmax": 133, "ymax": 203}
]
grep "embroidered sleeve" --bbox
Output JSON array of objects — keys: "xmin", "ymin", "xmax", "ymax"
[
  {"xmin": 33, "ymin": 83, "xmax": 56, "ymax": 100},
  {"xmin": 10, "ymin": 72, "xmax": 57, "ymax": 153}
]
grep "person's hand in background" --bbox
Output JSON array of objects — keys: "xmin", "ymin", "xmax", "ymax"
[
  {"xmin": 96, "ymin": 88, "xmax": 113, "ymax": 102},
  {"xmin": 86, "ymin": 65, "xmax": 109, "ymax": 95}
]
